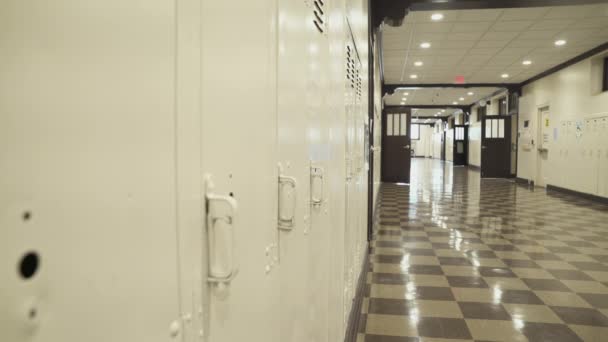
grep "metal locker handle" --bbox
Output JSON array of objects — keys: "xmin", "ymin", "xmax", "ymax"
[
  {"xmin": 278, "ymin": 175, "xmax": 297, "ymax": 230},
  {"xmin": 206, "ymin": 193, "xmax": 238, "ymax": 286},
  {"xmin": 311, "ymin": 167, "xmax": 324, "ymax": 207}
]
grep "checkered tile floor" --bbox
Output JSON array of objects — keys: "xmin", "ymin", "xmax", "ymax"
[{"xmin": 357, "ymin": 159, "xmax": 608, "ymax": 342}]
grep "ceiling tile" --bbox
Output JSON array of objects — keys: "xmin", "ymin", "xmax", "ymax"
[
  {"xmin": 499, "ymin": 7, "xmax": 550, "ymax": 20},
  {"xmin": 491, "ymin": 21, "xmax": 533, "ymax": 31}
]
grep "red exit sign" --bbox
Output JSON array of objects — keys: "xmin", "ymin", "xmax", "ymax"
[{"xmin": 455, "ymin": 75, "xmax": 465, "ymax": 84}]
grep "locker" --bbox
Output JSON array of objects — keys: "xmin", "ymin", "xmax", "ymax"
[
  {"xmin": 0, "ymin": 1, "xmax": 186, "ymax": 341},
  {"xmin": 1, "ymin": 0, "xmax": 372, "ymax": 341}
]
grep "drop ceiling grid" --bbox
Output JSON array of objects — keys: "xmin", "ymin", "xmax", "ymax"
[{"xmin": 383, "ymin": 4, "xmax": 608, "ymax": 84}]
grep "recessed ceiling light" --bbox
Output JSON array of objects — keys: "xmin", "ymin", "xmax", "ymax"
[
  {"xmin": 501, "ymin": 73, "xmax": 509, "ymax": 78},
  {"xmin": 420, "ymin": 42, "xmax": 431, "ymax": 49},
  {"xmin": 400, "ymin": 102, "xmax": 405, "ymax": 105},
  {"xmin": 554, "ymin": 39, "xmax": 566, "ymax": 46},
  {"xmin": 522, "ymin": 60, "xmax": 532, "ymax": 65},
  {"xmin": 414, "ymin": 61, "xmax": 423, "ymax": 66},
  {"xmin": 459, "ymin": 97, "xmax": 465, "ymax": 101},
  {"xmin": 467, "ymin": 92, "xmax": 474, "ymax": 96},
  {"xmin": 402, "ymin": 98, "xmax": 407, "ymax": 101},
  {"xmin": 403, "ymin": 92, "xmax": 409, "ymax": 96},
  {"xmin": 452, "ymin": 101, "xmax": 458, "ymax": 105},
  {"xmin": 431, "ymin": 13, "xmax": 444, "ymax": 21},
  {"xmin": 410, "ymin": 74, "xmax": 418, "ymax": 79},
  {"xmin": 441, "ymin": 109, "xmax": 445, "ymax": 112}
]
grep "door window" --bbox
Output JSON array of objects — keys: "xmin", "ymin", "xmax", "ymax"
[
  {"xmin": 386, "ymin": 113, "xmax": 408, "ymax": 136},
  {"xmin": 485, "ymin": 119, "xmax": 505, "ymax": 139}
]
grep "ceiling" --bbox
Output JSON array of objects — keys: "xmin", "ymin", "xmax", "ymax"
[
  {"xmin": 412, "ymin": 108, "xmax": 460, "ymax": 119},
  {"xmin": 384, "ymin": 87, "xmax": 501, "ymax": 106},
  {"xmin": 382, "ymin": 4, "xmax": 608, "ymax": 85}
]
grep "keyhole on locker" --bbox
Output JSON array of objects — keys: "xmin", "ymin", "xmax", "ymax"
[
  {"xmin": 22, "ymin": 211, "xmax": 32, "ymax": 221},
  {"xmin": 29, "ymin": 308, "xmax": 37, "ymax": 319},
  {"xmin": 19, "ymin": 252, "xmax": 40, "ymax": 280}
]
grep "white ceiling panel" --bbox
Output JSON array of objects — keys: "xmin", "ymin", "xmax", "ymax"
[
  {"xmin": 498, "ymin": 7, "xmax": 550, "ymax": 20},
  {"xmin": 382, "ymin": 2, "xmax": 608, "ymax": 97}
]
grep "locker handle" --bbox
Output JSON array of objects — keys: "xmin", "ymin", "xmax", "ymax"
[
  {"xmin": 278, "ymin": 175, "xmax": 297, "ymax": 230},
  {"xmin": 311, "ymin": 166, "xmax": 324, "ymax": 207},
  {"xmin": 206, "ymin": 193, "xmax": 238, "ymax": 286}
]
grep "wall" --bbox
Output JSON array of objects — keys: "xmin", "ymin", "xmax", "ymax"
[
  {"xmin": 446, "ymin": 129, "xmax": 454, "ymax": 162},
  {"xmin": 431, "ymin": 121, "xmax": 443, "ymax": 159},
  {"xmin": 518, "ymin": 49, "xmax": 608, "ymax": 198},
  {"xmin": 412, "ymin": 125, "xmax": 432, "ymax": 157},
  {"xmin": 0, "ymin": 0, "xmax": 371, "ymax": 342}
]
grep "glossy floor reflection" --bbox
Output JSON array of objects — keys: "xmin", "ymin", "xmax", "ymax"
[{"xmin": 358, "ymin": 159, "xmax": 608, "ymax": 342}]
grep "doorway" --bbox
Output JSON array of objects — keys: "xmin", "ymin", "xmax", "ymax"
[
  {"xmin": 382, "ymin": 110, "xmax": 412, "ymax": 183},
  {"xmin": 481, "ymin": 116, "xmax": 511, "ymax": 178},
  {"xmin": 536, "ymin": 107, "xmax": 550, "ymax": 187},
  {"xmin": 453, "ymin": 125, "xmax": 467, "ymax": 166}
]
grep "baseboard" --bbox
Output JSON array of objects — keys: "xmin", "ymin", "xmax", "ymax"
[
  {"xmin": 344, "ymin": 245, "xmax": 370, "ymax": 342},
  {"xmin": 467, "ymin": 164, "xmax": 480, "ymax": 171},
  {"xmin": 547, "ymin": 184, "xmax": 608, "ymax": 205},
  {"xmin": 515, "ymin": 177, "xmax": 535, "ymax": 187}
]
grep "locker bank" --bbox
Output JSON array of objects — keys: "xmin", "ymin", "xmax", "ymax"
[{"xmin": 2, "ymin": 1, "xmax": 608, "ymax": 341}]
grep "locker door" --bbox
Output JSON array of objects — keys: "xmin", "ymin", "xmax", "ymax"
[
  {"xmin": 599, "ymin": 118, "xmax": 608, "ymax": 198},
  {"xmin": 276, "ymin": 0, "xmax": 332, "ymax": 340},
  {"xmin": 0, "ymin": 1, "xmax": 184, "ymax": 341},
  {"xmin": 201, "ymin": 0, "xmax": 281, "ymax": 341}
]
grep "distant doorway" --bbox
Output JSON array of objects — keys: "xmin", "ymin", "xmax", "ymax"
[
  {"xmin": 453, "ymin": 125, "xmax": 467, "ymax": 166},
  {"xmin": 481, "ymin": 116, "xmax": 511, "ymax": 178},
  {"xmin": 382, "ymin": 110, "xmax": 412, "ymax": 183}
]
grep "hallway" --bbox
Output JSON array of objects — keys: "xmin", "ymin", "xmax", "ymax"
[{"xmin": 359, "ymin": 159, "xmax": 608, "ymax": 342}]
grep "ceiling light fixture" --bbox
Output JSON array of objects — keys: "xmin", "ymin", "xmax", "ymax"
[
  {"xmin": 403, "ymin": 92, "xmax": 409, "ymax": 96},
  {"xmin": 400, "ymin": 102, "xmax": 405, "ymax": 105},
  {"xmin": 452, "ymin": 101, "xmax": 458, "ymax": 105},
  {"xmin": 414, "ymin": 61, "xmax": 424, "ymax": 66},
  {"xmin": 420, "ymin": 42, "xmax": 431, "ymax": 49},
  {"xmin": 459, "ymin": 97, "xmax": 465, "ymax": 101},
  {"xmin": 554, "ymin": 39, "xmax": 566, "ymax": 46},
  {"xmin": 431, "ymin": 13, "xmax": 444, "ymax": 21},
  {"xmin": 522, "ymin": 60, "xmax": 532, "ymax": 65},
  {"xmin": 410, "ymin": 74, "xmax": 418, "ymax": 79},
  {"xmin": 501, "ymin": 73, "xmax": 509, "ymax": 78},
  {"xmin": 467, "ymin": 92, "xmax": 474, "ymax": 96}
]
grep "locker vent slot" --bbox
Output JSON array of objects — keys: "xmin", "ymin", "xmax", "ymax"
[{"xmin": 313, "ymin": 0, "xmax": 326, "ymax": 33}]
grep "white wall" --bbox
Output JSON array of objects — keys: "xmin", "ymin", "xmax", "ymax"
[
  {"xmin": 517, "ymin": 49, "xmax": 608, "ymax": 198},
  {"xmin": 431, "ymin": 121, "xmax": 443, "ymax": 159},
  {"xmin": 446, "ymin": 129, "xmax": 454, "ymax": 162},
  {"xmin": 412, "ymin": 125, "xmax": 432, "ymax": 157}
]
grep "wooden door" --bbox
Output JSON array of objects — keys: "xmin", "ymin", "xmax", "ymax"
[
  {"xmin": 481, "ymin": 116, "xmax": 512, "ymax": 178},
  {"xmin": 453, "ymin": 125, "xmax": 468, "ymax": 166},
  {"xmin": 382, "ymin": 110, "xmax": 411, "ymax": 183}
]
